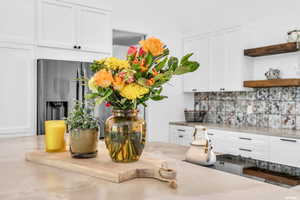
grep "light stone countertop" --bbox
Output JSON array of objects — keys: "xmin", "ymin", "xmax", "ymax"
[
  {"xmin": 0, "ymin": 136, "xmax": 300, "ymax": 200},
  {"xmin": 170, "ymin": 121, "xmax": 300, "ymax": 139}
]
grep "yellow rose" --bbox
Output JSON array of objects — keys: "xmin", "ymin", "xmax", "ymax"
[
  {"xmin": 93, "ymin": 69, "xmax": 113, "ymax": 88},
  {"xmin": 139, "ymin": 37, "xmax": 164, "ymax": 56},
  {"xmin": 104, "ymin": 57, "xmax": 130, "ymax": 70},
  {"xmin": 88, "ymin": 77, "xmax": 98, "ymax": 92},
  {"xmin": 120, "ymin": 83, "xmax": 149, "ymax": 100}
]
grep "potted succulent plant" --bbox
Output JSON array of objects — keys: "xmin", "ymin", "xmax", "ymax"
[{"xmin": 66, "ymin": 101, "xmax": 99, "ymax": 158}]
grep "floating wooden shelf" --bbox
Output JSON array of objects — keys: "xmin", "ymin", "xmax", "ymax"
[
  {"xmin": 244, "ymin": 42, "xmax": 299, "ymax": 57},
  {"xmin": 243, "ymin": 79, "xmax": 300, "ymax": 88}
]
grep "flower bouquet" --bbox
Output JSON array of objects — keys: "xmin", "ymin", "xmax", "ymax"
[{"xmin": 87, "ymin": 37, "xmax": 199, "ymax": 162}]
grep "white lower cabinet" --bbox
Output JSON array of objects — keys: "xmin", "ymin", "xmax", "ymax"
[
  {"xmin": 169, "ymin": 125, "xmax": 300, "ymax": 167},
  {"xmin": 208, "ymin": 129, "xmax": 270, "ymax": 161},
  {"xmin": 230, "ymin": 132, "xmax": 269, "ymax": 161},
  {"xmin": 269, "ymin": 137, "xmax": 300, "ymax": 168},
  {"xmin": 207, "ymin": 129, "xmax": 236, "ymax": 154},
  {"xmin": 169, "ymin": 125, "xmax": 194, "ymax": 146}
]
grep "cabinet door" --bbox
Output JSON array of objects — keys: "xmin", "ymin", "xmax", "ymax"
[
  {"xmin": 0, "ymin": 0, "xmax": 35, "ymax": 44},
  {"xmin": 210, "ymin": 33, "xmax": 227, "ymax": 92},
  {"xmin": 77, "ymin": 7, "xmax": 112, "ymax": 53},
  {"xmin": 168, "ymin": 125, "xmax": 177, "ymax": 144},
  {"xmin": 183, "ymin": 36, "xmax": 210, "ymax": 92},
  {"xmin": 224, "ymin": 29, "xmax": 244, "ymax": 91},
  {"xmin": 0, "ymin": 43, "xmax": 35, "ymax": 136},
  {"xmin": 38, "ymin": 0, "xmax": 77, "ymax": 49},
  {"xmin": 270, "ymin": 137, "xmax": 300, "ymax": 167}
]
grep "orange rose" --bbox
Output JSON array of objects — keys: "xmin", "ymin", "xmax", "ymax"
[
  {"xmin": 152, "ymin": 68, "xmax": 159, "ymax": 76},
  {"xmin": 113, "ymin": 75, "xmax": 125, "ymax": 90},
  {"xmin": 93, "ymin": 69, "xmax": 113, "ymax": 88},
  {"xmin": 139, "ymin": 37, "xmax": 164, "ymax": 56},
  {"xmin": 147, "ymin": 78, "xmax": 155, "ymax": 86}
]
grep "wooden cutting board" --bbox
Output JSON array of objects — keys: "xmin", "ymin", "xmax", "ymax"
[{"xmin": 25, "ymin": 147, "xmax": 166, "ymax": 183}]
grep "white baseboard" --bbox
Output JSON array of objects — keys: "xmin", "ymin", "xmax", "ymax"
[{"xmin": 0, "ymin": 132, "xmax": 36, "ymax": 138}]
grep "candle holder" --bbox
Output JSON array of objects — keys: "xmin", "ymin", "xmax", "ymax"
[{"xmin": 44, "ymin": 120, "xmax": 66, "ymax": 152}]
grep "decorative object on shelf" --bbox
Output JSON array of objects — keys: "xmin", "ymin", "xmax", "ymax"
[
  {"xmin": 185, "ymin": 126, "xmax": 216, "ymax": 166},
  {"xmin": 184, "ymin": 109, "xmax": 207, "ymax": 122},
  {"xmin": 66, "ymin": 101, "xmax": 99, "ymax": 158},
  {"xmin": 265, "ymin": 68, "xmax": 280, "ymax": 80},
  {"xmin": 287, "ymin": 30, "xmax": 300, "ymax": 43},
  {"xmin": 44, "ymin": 120, "xmax": 66, "ymax": 152},
  {"xmin": 86, "ymin": 37, "xmax": 200, "ymax": 162}
]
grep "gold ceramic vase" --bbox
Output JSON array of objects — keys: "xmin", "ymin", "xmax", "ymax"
[
  {"xmin": 69, "ymin": 128, "xmax": 99, "ymax": 158},
  {"xmin": 105, "ymin": 110, "xmax": 146, "ymax": 162}
]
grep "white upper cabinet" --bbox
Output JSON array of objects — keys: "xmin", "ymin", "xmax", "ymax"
[
  {"xmin": 38, "ymin": 0, "xmax": 77, "ymax": 49},
  {"xmin": 0, "ymin": 0, "xmax": 35, "ymax": 44},
  {"xmin": 37, "ymin": 0, "xmax": 112, "ymax": 53},
  {"xmin": 210, "ymin": 32, "xmax": 227, "ymax": 91},
  {"xmin": 183, "ymin": 36, "xmax": 210, "ymax": 92},
  {"xmin": 77, "ymin": 7, "xmax": 111, "ymax": 53},
  {"xmin": 183, "ymin": 27, "xmax": 252, "ymax": 92}
]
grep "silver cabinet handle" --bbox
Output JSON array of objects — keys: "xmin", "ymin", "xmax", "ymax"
[
  {"xmin": 177, "ymin": 129, "xmax": 185, "ymax": 132},
  {"xmin": 178, "ymin": 135, "xmax": 184, "ymax": 138},
  {"xmin": 280, "ymin": 138, "xmax": 297, "ymax": 143},
  {"xmin": 192, "ymin": 89, "xmax": 197, "ymax": 91},
  {"xmin": 208, "ymin": 133, "xmax": 214, "ymax": 136},
  {"xmin": 239, "ymin": 148, "xmax": 252, "ymax": 152},
  {"xmin": 239, "ymin": 137, "xmax": 252, "ymax": 141}
]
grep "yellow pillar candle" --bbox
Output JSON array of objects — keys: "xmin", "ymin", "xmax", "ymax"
[{"xmin": 45, "ymin": 120, "xmax": 66, "ymax": 152}]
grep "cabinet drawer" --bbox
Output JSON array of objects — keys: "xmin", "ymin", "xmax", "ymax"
[
  {"xmin": 233, "ymin": 146, "xmax": 268, "ymax": 160},
  {"xmin": 169, "ymin": 125, "xmax": 195, "ymax": 146},
  {"xmin": 232, "ymin": 133, "xmax": 269, "ymax": 152},
  {"xmin": 269, "ymin": 136, "xmax": 300, "ymax": 167}
]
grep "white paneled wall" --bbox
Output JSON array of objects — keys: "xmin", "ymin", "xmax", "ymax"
[{"xmin": 0, "ymin": 43, "xmax": 36, "ymax": 136}]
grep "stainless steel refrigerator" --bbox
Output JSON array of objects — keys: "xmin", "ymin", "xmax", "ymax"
[{"xmin": 37, "ymin": 59, "xmax": 145, "ymax": 138}]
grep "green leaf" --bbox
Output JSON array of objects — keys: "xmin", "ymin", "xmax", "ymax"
[
  {"xmin": 145, "ymin": 53, "xmax": 153, "ymax": 67},
  {"xmin": 150, "ymin": 95, "xmax": 168, "ymax": 101},
  {"xmin": 154, "ymin": 57, "xmax": 168, "ymax": 71},
  {"xmin": 134, "ymin": 71, "xmax": 143, "ymax": 79},
  {"xmin": 94, "ymin": 89, "xmax": 113, "ymax": 105},
  {"xmin": 85, "ymin": 93, "xmax": 98, "ymax": 99},
  {"xmin": 137, "ymin": 78, "xmax": 148, "ymax": 87},
  {"xmin": 174, "ymin": 61, "xmax": 200, "ymax": 75},
  {"xmin": 90, "ymin": 60, "xmax": 105, "ymax": 73},
  {"xmin": 167, "ymin": 57, "xmax": 179, "ymax": 72},
  {"xmin": 180, "ymin": 53, "xmax": 193, "ymax": 65},
  {"xmin": 153, "ymin": 71, "xmax": 173, "ymax": 87}
]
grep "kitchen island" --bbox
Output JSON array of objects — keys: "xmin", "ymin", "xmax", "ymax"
[{"xmin": 0, "ymin": 136, "xmax": 299, "ymax": 200}]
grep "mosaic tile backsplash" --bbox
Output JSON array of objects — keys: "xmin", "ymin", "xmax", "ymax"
[{"xmin": 194, "ymin": 87, "xmax": 300, "ymax": 130}]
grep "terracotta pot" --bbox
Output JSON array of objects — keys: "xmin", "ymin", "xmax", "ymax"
[{"xmin": 70, "ymin": 128, "xmax": 99, "ymax": 158}]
